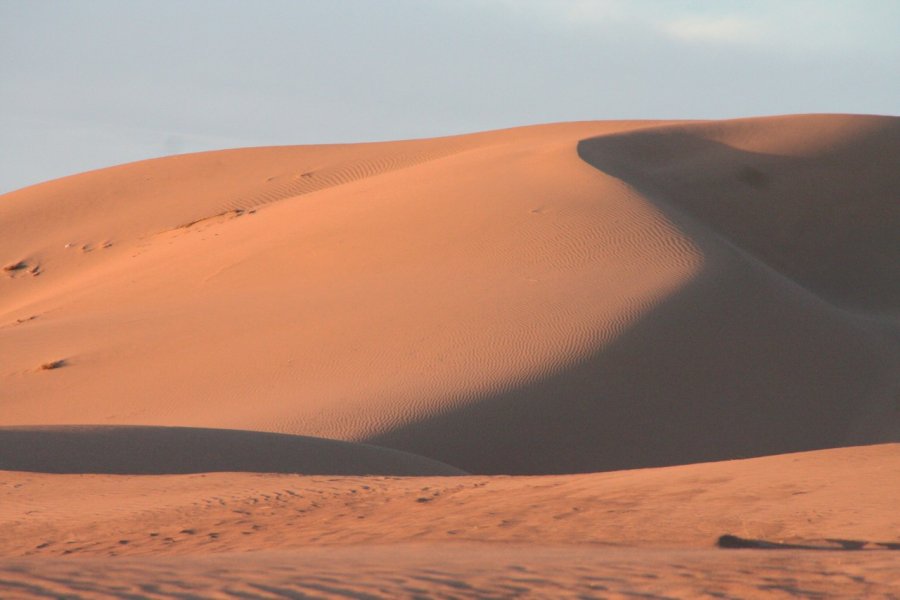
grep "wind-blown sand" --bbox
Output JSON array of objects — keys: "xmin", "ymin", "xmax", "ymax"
[{"xmin": 1, "ymin": 114, "xmax": 898, "ymax": 596}]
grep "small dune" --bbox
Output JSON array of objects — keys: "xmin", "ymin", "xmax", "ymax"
[{"xmin": 0, "ymin": 426, "xmax": 466, "ymax": 476}]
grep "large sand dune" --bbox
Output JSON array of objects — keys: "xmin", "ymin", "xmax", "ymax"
[
  {"xmin": 2, "ymin": 115, "xmax": 897, "ymax": 475},
  {"xmin": 2, "ymin": 114, "xmax": 899, "ymax": 596}
]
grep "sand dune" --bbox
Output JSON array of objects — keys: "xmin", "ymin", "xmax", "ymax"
[
  {"xmin": 0, "ymin": 425, "xmax": 464, "ymax": 475},
  {"xmin": 2, "ymin": 114, "xmax": 899, "ymax": 596},
  {"xmin": 1, "ymin": 115, "xmax": 898, "ymax": 476}
]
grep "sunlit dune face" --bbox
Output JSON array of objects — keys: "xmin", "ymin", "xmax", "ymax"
[{"xmin": 0, "ymin": 122, "xmax": 703, "ymax": 463}]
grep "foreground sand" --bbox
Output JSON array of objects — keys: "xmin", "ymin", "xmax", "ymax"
[
  {"xmin": 4, "ymin": 545, "xmax": 899, "ymax": 598},
  {"xmin": 4, "ymin": 445, "xmax": 898, "ymax": 555},
  {"xmin": 2, "ymin": 445, "xmax": 899, "ymax": 597},
  {"xmin": 2, "ymin": 115, "xmax": 899, "ymax": 596}
]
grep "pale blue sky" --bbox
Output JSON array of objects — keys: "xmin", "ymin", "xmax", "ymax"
[{"xmin": 1, "ymin": 0, "xmax": 898, "ymax": 193}]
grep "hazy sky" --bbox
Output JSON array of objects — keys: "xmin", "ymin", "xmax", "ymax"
[{"xmin": 2, "ymin": 0, "xmax": 898, "ymax": 193}]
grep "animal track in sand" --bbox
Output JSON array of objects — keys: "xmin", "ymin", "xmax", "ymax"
[
  {"xmin": 176, "ymin": 208, "xmax": 249, "ymax": 230},
  {"xmin": 3, "ymin": 260, "xmax": 40, "ymax": 277},
  {"xmin": 3, "ymin": 260, "xmax": 28, "ymax": 272},
  {"xmin": 39, "ymin": 359, "xmax": 66, "ymax": 371},
  {"xmin": 219, "ymin": 140, "xmax": 476, "ymax": 216},
  {"xmin": 1, "ymin": 314, "xmax": 39, "ymax": 329}
]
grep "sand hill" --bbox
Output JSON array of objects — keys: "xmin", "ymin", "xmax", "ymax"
[
  {"xmin": 2, "ymin": 115, "xmax": 898, "ymax": 474},
  {"xmin": 1, "ymin": 114, "xmax": 898, "ymax": 596}
]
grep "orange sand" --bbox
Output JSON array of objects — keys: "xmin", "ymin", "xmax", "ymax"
[
  {"xmin": 1, "ymin": 115, "xmax": 898, "ymax": 596},
  {"xmin": 2, "ymin": 445, "xmax": 899, "ymax": 597}
]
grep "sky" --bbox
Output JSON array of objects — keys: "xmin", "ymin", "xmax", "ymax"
[{"xmin": 1, "ymin": 0, "xmax": 898, "ymax": 193}]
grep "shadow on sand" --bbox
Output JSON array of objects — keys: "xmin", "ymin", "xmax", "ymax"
[
  {"xmin": 365, "ymin": 125, "xmax": 899, "ymax": 475},
  {"xmin": 0, "ymin": 425, "xmax": 466, "ymax": 476}
]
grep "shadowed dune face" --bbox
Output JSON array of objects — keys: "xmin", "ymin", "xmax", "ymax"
[
  {"xmin": 0, "ymin": 116, "xmax": 898, "ymax": 475},
  {"xmin": 0, "ymin": 426, "xmax": 466, "ymax": 475},
  {"xmin": 370, "ymin": 116, "xmax": 900, "ymax": 473},
  {"xmin": 368, "ymin": 259, "xmax": 898, "ymax": 473},
  {"xmin": 576, "ymin": 115, "xmax": 900, "ymax": 310}
]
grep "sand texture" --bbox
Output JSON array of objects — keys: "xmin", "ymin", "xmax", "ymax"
[
  {"xmin": 3, "ymin": 546, "xmax": 899, "ymax": 599},
  {"xmin": 1, "ymin": 115, "xmax": 898, "ymax": 596},
  {"xmin": 2, "ymin": 445, "xmax": 899, "ymax": 597}
]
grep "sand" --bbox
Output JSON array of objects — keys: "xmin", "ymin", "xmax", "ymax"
[
  {"xmin": 5, "ymin": 545, "xmax": 899, "ymax": 598},
  {"xmin": 1, "ymin": 114, "xmax": 898, "ymax": 596},
  {"xmin": 2, "ymin": 445, "xmax": 899, "ymax": 596}
]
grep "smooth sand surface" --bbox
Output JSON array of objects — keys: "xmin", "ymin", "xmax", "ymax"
[{"xmin": 1, "ymin": 114, "xmax": 898, "ymax": 596}]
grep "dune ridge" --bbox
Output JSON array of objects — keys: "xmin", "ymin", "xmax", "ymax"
[{"xmin": 578, "ymin": 114, "xmax": 900, "ymax": 310}]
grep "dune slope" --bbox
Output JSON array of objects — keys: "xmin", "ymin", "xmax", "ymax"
[
  {"xmin": 1, "ymin": 115, "xmax": 898, "ymax": 474},
  {"xmin": 577, "ymin": 114, "xmax": 900, "ymax": 310}
]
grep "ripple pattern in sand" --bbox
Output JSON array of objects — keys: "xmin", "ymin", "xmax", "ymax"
[{"xmin": 1, "ymin": 545, "xmax": 897, "ymax": 599}]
